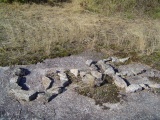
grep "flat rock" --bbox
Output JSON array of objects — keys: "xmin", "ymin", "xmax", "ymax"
[
  {"xmin": 126, "ymin": 84, "xmax": 142, "ymax": 93},
  {"xmin": 90, "ymin": 64, "xmax": 98, "ymax": 71},
  {"xmin": 58, "ymin": 72, "xmax": 69, "ymax": 87},
  {"xmin": 14, "ymin": 68, "xmax": 28, "ymax": 76},
  {"xmin": 148, "ymin": 84, "xmax": 160, "ymax": 89},
  {"xmin": 91, "ymin": 71, "xmax": 102, "ymax": 79},
  {"xmin": 104, "ymin": 66, "xmax": 115, "ymax": 76},
  {"xmin": 80, "ymin": 71, "xmax": 87, "ymax": 78},
  {"xmin": 41, "ymin": 76, "xmax": 51, "ymax": 90},
  {"xmin": 85, "ymin": 60, "xmax": 93, "ymax": 66},
  {"xmin": 70, "ymin": 69, "xmax": 79, "ymax": 77},
  {"xmin": 47, "ymin": 87, "xmax": 63, "ymax": 94},
  {"xmin": 9, "ymin": 89, "xmax": 36, "ymax": 101},
  {"xmin": 119, "ymin": 57, "xmax": 130, "ymax": 63},
  {"xmin": 10, "ymin": 76, "xmax": 19, "ymax": 84},
  {"xmin": 113, "ymin": 75, "xmax": 128, "ymax": 88}
]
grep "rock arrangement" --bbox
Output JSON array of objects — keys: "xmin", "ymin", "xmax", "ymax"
[{"xmin": 8, "ymin": 57, "xmax": 160, "ymax": 103}]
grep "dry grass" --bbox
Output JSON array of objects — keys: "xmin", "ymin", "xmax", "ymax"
[{"xmin": 0, "ymin": 2, "xmax": 160, "ymax": 66}]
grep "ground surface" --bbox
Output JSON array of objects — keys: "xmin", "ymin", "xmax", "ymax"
[{"xmin": 0, "ymin": 52, "xmax": 160, "ymax": 120}]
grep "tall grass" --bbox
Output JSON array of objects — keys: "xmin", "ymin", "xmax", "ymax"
[{"xmin": 0, "ymin": 3, "xmax": 160, "ymax": 67}]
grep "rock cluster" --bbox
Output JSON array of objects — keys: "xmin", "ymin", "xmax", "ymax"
[{"xmin": 8, "ymin": 57, "xmax": 160, "ymax": 103}]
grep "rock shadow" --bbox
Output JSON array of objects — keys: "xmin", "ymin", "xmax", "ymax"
[{"xmin": 17, "ymin": 77, "xmax": 29, "ymax": 90}]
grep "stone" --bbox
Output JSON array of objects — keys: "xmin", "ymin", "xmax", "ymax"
[
  {"xmin": 70, "ymin": 69, "xmax": 79, "ymax": 77},
  {"xmin": 139, "ymin": 84, "xmax": 150, "ymax": 89},
  {"xmin": 82, "ymin": 74, "xmax": 95, "ymax": 86},
  {"xmin": 148, "ymin": 84, "xmax": 160, "ymax": 89},
  {"xmin": 91, "ymin": 71, "xmax": 102, "ymax": 79},
  {"xmin": 104, "ymin": 67, "xmax": 115, "ymax": 76},
  {"xmin": 9, "ymin": 89, "xmax": 35, "ymax": 101},
  {"xmin": 98, "ymin": 62, "xmax": 111, "ymax": 72},
  {"xmin": 119, "ymin": 57, "xmax": 130, "ymax": 63},
  {"xmin": 80, "ymin": 71, "xmax": 87, "ymax": 78},
  {"xmin": 47, "ymin": 87, "xmax": 63, "ymax": 94},
  {"xmin": 113, "ymin": 75, "xmax": 128, "ymax": 88},
  {"xmin": 94, "ymin": 79, "xmax": 103, "ymax": 87},
  {"xmin": 103, "ymin": 58, "xmax": 112, "ymax": 63},
  {"xmin": 126, "ymin": 84, "xmax": 142, "ymax": 93},
  {"xmin": 90, "ymin": 64, "xmax": 98, "ymax": 71},
  {"xmin": 58, "ymin": 72, "xmax": 69, "ymax": 87},
  {"xmin": 111, "ymin": 57, "xmax": 119, "ymax": 63},
  {"xmin": 85, "ymin": 60, "xmax": 93, "ymax": 66},
  {"xmin": 97, "ymin": 60, "xmax": 104, "ymax": 66},
  {"xmin": 10, "ymin": 76, "xmax": 19, "ymax": 84},
  {"xmin": 41, "ymin": 76, "xmax": 51, "ymax": 90},
  {"xmin": 15, "ymin": 68, "xmax": 28, "ymax": 76}
]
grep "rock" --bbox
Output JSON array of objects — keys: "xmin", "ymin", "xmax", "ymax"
[
  {"xmin": 104, "ymin": 67, "xmax": 115, "ymax": 76},
  {"xmin": 94, "ymin": 79, "xmax": 103, "ymax": 87},
  {"xmin": 111, "ymin": 57, "xmax": 119, "ymax": 63},
  {"xmin": 80, "ymin": 71, "xmax": 87, "ymax": 78},
  {"xmin": 148, "ymin": 84, "xmax": 160, "ymax": 89},
  {"xmin": 58, "ymin": 72, "xmax": 69, "ymax": 87},
  {"xmin": 70, "ymin": 69, "xmax": 79, "ymax": 77},
  {"xmin": 103, "ymin": 58, "xmax": 112, "ymax": 63},
  {"xmin": 97, "ymin": 60, "xmax": 104, "ymax": 66},
  {"xmin": 41, "ymin": 76, "xmax": 51, "ymax": 90},
  {"xmin": 90, "ymin": 64, "xmax": 98, "ymax": 71},
  {"xmin": 85, "ymin": 60, "xmax": 93, "ymax": 66},
  {"xmin": 91, "ymin": 71, "xmax": 102, "ymax": 79},
  {"xmin": 15, "ymin": 68, "xmax": 28, "ymax": 76},
  {"xmin": 9, "ymin": 89, "xmax": 36, "ymax": 101},
  {"xmin": 119, "ymin": 57, "xmax": 130, "ymax": 63},
  {"xmin": 98, "ymin": 62, "xmax": 111, "ymax": 72},
  {"xmin": 139, "ymin": 84, "xmax": 150, "ymax": 89},
  {"xmin": 126, "ymin": 84, "xmax": 142, "ymax": 93},
  {"xmin": 47, "ymin": 87, "xmax": 63, "ymax": 94},
  {"xmin": 10, "ymin": 76, "xmax": 19, "ymax": 84},
  {"xmin": 113, "ymin": 75, "xmax": 128, "ymax": 88},
  {"xmin": 82, "ymin": 74, "xmax": 95, "ymax": 86}
]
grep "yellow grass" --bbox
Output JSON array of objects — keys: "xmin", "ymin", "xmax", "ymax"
[{"xmin": 0, "ymin": 2, "xmax": 160, "ymax": 66}]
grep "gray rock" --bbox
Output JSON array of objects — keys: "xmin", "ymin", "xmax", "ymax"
[
  {"xmin": 90, "ymin": 64, "xmax": 98, "ymax": 71},
  {"xmin": 103, "ymin": 58, "xmax": 112, "ymax": 63},
  {"xmin": 91, "ymin": 71, "xmax": 102, "ymax": 79},
  {"xmin": 119, "ymin": 57, "xmax": 130, "ymax": 63},
  {"xmin": 70, "ymin": 69, "xmax": 79, "ymax": 77},
  {"xmin": 98, "ymin": 62, "xmax": 111, "ymax": 72},
  {"xmin": 10, "ymin": 76, "xmax": 19, "ymax": 84},
  {"xmin": 113, "ymin": 75, "xmax": 128, "ymax": 88},
  {"xmin": 126, "ymin": 84, "xmax": 142, "ymax": 93},
  {"xmin": 80, "ymin": 71, "xmax": 87, "ymax": 78},
  {"xmin": 15, "ymin": 68, "xmax": 28, "ymax": 76},
  {"xmin": 148, "ymin": 84, "xmax": 160, "ymax": 89},
  {"xmin": 97, "ymin": 60, "xmax": 105, "ymax": 67},
  {"xmin": 58, "ymin": 72, "xmax": 69, "ymax": 87},
  {"xmin": 139, "ymin": 84, "xmax": 150, "ymax": 89},
  {"xmin": 9, "ymin": 89, "xmax": 36, "ymax": 101},
  {"xmin": 111, "ymin": 57, "xmax": 119, "ymax": 63},
  {"xmin": 104, "ymin": 67, "xmax": 115, "ymax": 76},
  {"xmin": 85, "ymin": 60, "xmax": 93, "ymax": 66},
  {"xmin": 47, "ymin": 87, "xmax": 63, "ymax": 94},
  {"xmin": 41, "ymin": 76, "xmax": 51, "ymax": 90}
]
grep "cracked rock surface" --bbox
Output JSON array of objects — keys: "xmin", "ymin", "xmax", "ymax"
[{"xmin": 0, "ymin": 52, "xmax": 160, "ymax": 120}]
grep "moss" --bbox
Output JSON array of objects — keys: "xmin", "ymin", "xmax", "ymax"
[
  {"xmin": 149, "ymin": 77, "xmax": 160, "ymax": 84},
  {"xmin": 75, "ymin": 75, "xmax": 120, "ymax": 105}
]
